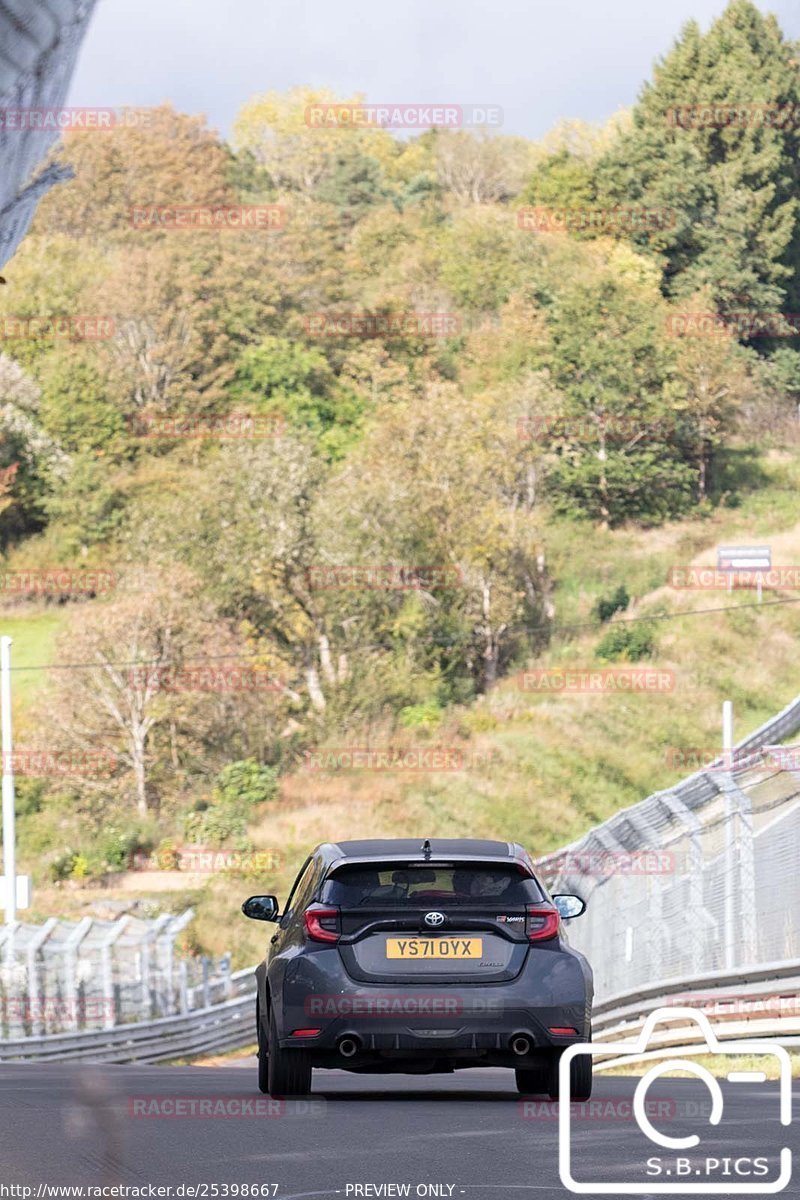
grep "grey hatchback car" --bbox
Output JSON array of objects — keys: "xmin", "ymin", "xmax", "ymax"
[{"xmin": 242, "ymin": 837, "xmax": 593, "ymax": 1097}]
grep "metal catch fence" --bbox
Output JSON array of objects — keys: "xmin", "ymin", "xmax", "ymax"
[
  {"xmin": 0, "ymin": 909, "xmax": 236, "ymax": 1037},
  {"xmin": 537, "ymin": 695, "xmax": 800, "ymax": 1004}
]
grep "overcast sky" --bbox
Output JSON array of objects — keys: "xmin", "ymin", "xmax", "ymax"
[{"xmin": 66, "ymin": 0, "xmax": 800, "ymax": 142}]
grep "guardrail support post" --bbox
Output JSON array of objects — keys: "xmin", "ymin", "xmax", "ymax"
[
  {"xmin": 179, "ymin": 960, "xmax": 188, "ymax": 1014},
  {"xmin": 202, "ymin": 956, "xmax": 210, "ymax": 1008}
]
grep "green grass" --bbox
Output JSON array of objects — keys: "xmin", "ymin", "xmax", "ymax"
[
  {"xmin": 600, "ymin": 1052, "xmax": 800, "ymax": 1079},
  {"xmin": 0, "ymin": 609, "xmax": 67, "ymax": 714}
]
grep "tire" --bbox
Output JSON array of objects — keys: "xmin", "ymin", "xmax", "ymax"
[
  {"xmin": 267, "ymin": 1005, "xmax": 312, "ymax": 1097},
  {"xmin": 547, "ymin": 1048, "xmax": 592, "ymax": 1102},
  {"xmin": 256, "ymin": 1003, "xmax": 269, "ymax": 1095},
  {"xmin": 515, "ymin": 1063, "xmax": 550, "ymax": 1095}
]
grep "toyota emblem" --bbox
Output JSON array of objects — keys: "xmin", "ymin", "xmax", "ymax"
[{"xmin": 424, "ymin": 911, "xmax": 446, "ymax": 927}]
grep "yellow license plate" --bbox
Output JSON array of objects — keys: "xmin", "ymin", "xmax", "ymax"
[{"xmin": 385, "ymin": 937, "xmax": 483, "ymax": 960}]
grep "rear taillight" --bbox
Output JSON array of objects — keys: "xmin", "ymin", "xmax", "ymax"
[
  {"xmin": 526, "ymin": 904, "xmax": 559, "ymax": 942},
  {"xmin": 304, "ymin": 905, "xmax": 341, "ymax": 943}
]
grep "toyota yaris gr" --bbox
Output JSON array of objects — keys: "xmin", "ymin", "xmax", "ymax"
[{"xmin": 242, "ymin": 837, "xmax": 593, "ymax": 1097}]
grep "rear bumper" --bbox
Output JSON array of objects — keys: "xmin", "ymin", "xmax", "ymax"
[
  {"xmin": 284, "ymin": 1009, "xmax": 585, "ymax": 1053},
  {"xmin": 274, "ymin": 943, "xmax": 592, "ymax": 1065}
]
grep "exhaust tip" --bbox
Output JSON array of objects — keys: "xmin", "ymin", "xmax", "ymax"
[
  {"xmin": 337, "ymin": 1036, "xmax": 360, "ymax": 1058},
  {"xmin": 510, "ymin": 1034, "xmax": 531, "ymax": 1056}
]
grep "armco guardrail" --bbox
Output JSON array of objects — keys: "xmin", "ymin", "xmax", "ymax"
[
  {"xmin": 2, "ymin": 960, "xmax": 797, "ymax": 1066},
  {"xmin": 0, "ymin": 967, "xmax": 256, "ymax": 1064}
]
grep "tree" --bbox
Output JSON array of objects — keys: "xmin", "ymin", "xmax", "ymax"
[
  {"xmin": 594, "ymin": 1, "xmax": 800, "ymax": 316},
  {"xmin": 438, "ymin": 206, "xmax": 545, "ymax": 312},
  {"xmin": 314, "ymin": 143, "xmax": 392, "ymax": 225},
  {"xmin": 232, "ymin": 86, "xmax": 396, "ymax": 195},
  {"xmin": 0, "ymin": 354, "xmax": 67, "ymax": 545},
  {"xmin": 325, "ymin": 382, "xmax": 551, "ymax": 694},
  {"xmin": 90, "ymin": 237, "xmax": 280, "ymax": 422},
  {"xmin": 537, "ymin": 255, "xmax": 697, "ymax": 525},
  {"xmin": 32, "ymin": 105, "xmax": 234, "ymax": 237},
  {"xmin": 38, "ymin": 569, "xmax": 271, "ymax": 817},
  {"xmin": 669, "ymin": 295, "xmax": 756, "ymax": 499},
  {"xmin": 122, "ymin": 437, "xmax": 334, "ymax": 718},
  {"xmin": 228, "ymin": 335, "xmax": 366, "ymax": 456},
  {"xmin": 35, "ymin": 345, "xmax": 127, "ymax": 456},
  {"xmin": 434, "ymin": 131, "xmax": 534, "ymax": 204}
]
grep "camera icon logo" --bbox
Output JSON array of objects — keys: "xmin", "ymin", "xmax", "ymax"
[{"xmin": 558, "ymin": 1005, "xmax": 792, "ymax": 1194}]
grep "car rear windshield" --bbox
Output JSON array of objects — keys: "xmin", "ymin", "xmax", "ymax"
[{"xmin": 320, "ymin": 863, "xmax": 545, "ymax": 906}]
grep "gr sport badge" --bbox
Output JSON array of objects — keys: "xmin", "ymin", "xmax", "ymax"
[{"xmin": 424, "ymin": 911, "xmax": 446, "ymax": 927}]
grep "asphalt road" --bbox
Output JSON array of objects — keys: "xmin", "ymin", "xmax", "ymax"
[{"xmin": 0, "ymin": 1061, "xmax": 794, "ymax": 1198}]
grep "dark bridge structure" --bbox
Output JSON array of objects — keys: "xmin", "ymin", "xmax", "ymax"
[{"xmin": 0, "ymin": 0, "xmax": 97, "ymax": 271}]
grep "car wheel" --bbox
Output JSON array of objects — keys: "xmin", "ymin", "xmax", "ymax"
[
  {"xmin": 256, "ymin": 1002, "xmax": 269, "ymax": 1095},
  {"xmin": 514, "ymin": 1063, "xmax": 550, "ymax": 1095},
  {"xmin": 547, "ymin": 1048, "xmax": 592, "ymax": 1102},
  {"xmin": 267, "ymin": 1005, "xmax": 312, "ymax": 1097}
]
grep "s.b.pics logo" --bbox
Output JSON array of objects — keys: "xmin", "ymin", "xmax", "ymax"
[{"xmin": 558, "ymin": 1007, "xmax": 792, "ymax": 1194}]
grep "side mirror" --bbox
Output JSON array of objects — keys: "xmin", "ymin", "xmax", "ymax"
[
  {"xmin": 553, "ymin": 893, "xmax": 586, "ymax": 920},
  {"xmin": 242, "ymin": 895, "xmax": 280, "ymax": 922}
]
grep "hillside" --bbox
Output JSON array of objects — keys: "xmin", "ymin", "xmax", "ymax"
[
  {"xmin": 15, "ymin": 444, "xmax": 800, "ymax": 966},
  {"xmin": 1, "ymin": 1, "xmax": 800, "ymax": 969}
]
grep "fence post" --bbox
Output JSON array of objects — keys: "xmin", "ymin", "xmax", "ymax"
[
  {"xmin": 711, "ymin": 772, "xmax": 758, "ymax": 967},
  {"xmin": 624, "ymin": 809, "xmax": 665, "ymax": 982},
  {"xmin": 63, "ymin": 918, "xmax": 93, "ymax": 1032},
  {"xmin": 99, "ymin": 916, "xmax": 130, "ymax": 1029},
  {"xmin": 661, "ymin": 791, "xmax": 705, "ymax": 976},
  {"xmin": 26, "ymin": 917, "xmax": 57, "ymax": 1036},
  {"xmin": 202, "ymin": 956, "xmax": 210, "ymax": 1008}
]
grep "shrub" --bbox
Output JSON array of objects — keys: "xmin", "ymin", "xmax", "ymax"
[
  {"xmin": 596, "ymin": 621, "xmax": 656, "ymax": 662},
  {"xmin": 594, "ymin": 585, "xmax": 630, "ymax": 623},
  {"xmin": 398, "ymin": 701, "xmax": 444, "ymax": 730},
  {"xmin": 183, "ymin": 759, "xmax": 279, "ymax": 847}
]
